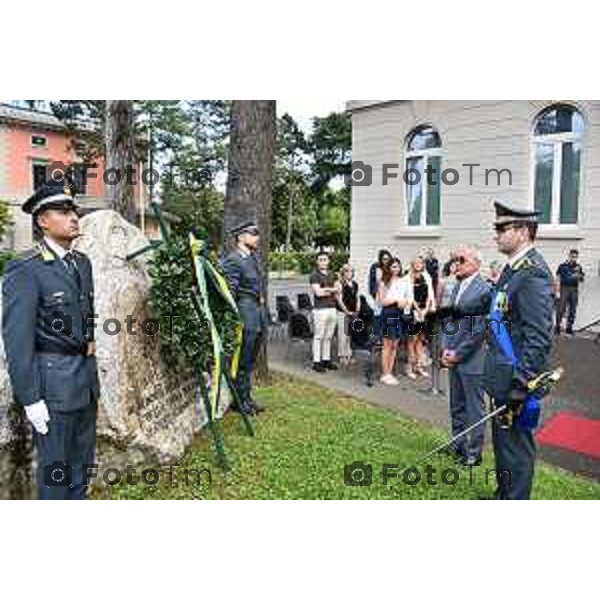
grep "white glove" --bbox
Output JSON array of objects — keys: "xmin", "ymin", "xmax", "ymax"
[{"xmin": 24, "ymin": 400, "xmax": 50, "ymax": 435}]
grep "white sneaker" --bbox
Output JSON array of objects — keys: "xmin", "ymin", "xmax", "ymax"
[
  {"xmin": 405, "ymin": 370, "xmax": 417, "ymax": 380},
  {"xmin": 380, "ymin": 374, "xmax": 399, "ymax": 386}
]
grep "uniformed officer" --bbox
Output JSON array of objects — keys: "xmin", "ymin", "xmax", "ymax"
[
  {"xmin": 220, "ymin": 221, "xmax": 267, "ymax": 416},
  {"xmin": 484, "ymin": 200, "xmax": 553, "ymax": 500},
  {"xmin": 2, "ymin": 179, "xmax": 100, "ymax": 500},
  {"xmin": 555, "ymin": 249, "xmax": 585, "ymax": 335}
]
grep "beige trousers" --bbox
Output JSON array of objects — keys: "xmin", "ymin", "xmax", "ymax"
[{"xmin": 312, "ymin": 307, "xmax": 337, "ymax": 362}]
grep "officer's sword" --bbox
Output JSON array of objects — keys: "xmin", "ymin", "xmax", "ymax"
[
  {"xmin": 406, "ymin": 405, "xmax": 507, "ymax": 470},
  {"xmin": 405, "ymin": 367, "xmax": 564, "ymax": 470}
]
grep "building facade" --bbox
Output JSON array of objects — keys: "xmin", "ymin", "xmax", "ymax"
[
  {"xmin": 348, "ymin": 100, "xmax": 600, "ymax": 326},
  {"xmin": 0, "ymin": 103, "xmax": 154, "ymax": 250}
]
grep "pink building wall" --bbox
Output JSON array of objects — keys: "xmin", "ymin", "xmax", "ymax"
[
  {"xmin": 0, "ymin": 112, "xmax": 149, "ymax": 250},
  {"xmin": 4, "ymin": 125, "xmax": 105, "ymax": 197}
]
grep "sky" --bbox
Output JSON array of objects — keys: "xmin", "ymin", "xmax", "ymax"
[
  {"xmin": 4, "ymin": 100, "xmax": 348, "ymax": 134},
  {"xmin": 277, "ymin": 100, "xmax": 347, "ymax": 133}
]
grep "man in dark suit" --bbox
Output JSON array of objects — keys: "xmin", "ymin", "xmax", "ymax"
[
  {"xmin": 441, "ymin": 246, "xmax": 491, "ymax": 467},
  {"xmin": 484, "ymin": 200, "xmax": 553, "ymax": 500},
  {"xmin": 220, "ymin": 221, "xmax": 267, "ymax": 416},
  {"xmin": 2, "ymin": 179, "xmax": 100, "ymax": 500}
]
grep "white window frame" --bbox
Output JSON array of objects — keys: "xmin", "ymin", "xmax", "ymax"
[
  {"xmin": 531, "ymin": 127, "xmax": 583, "ymax": 228},
  {"xmin": 404, "ymin": 145, "xmax": 443, "ymax": 228}
]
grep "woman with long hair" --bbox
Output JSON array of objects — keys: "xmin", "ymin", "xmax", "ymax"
[
  {"xmin": 377, "ymin": 258, "xmax": 411, "ymax": 385},
  {"xmin": 335, "ymin": 263, "xmax": 361, "ymax": 367},
  {"xmin": 406, "ymin": 256, "xmax": 436, "ymax": 379}
]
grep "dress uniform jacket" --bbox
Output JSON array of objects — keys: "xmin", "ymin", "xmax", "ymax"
[
  {"xmin": 220, "ymin": 249, "xmax": 267, "ymax": 333},
  {"xmin": 483, "ymin": 247, "xmax": 554, "ymax": 405},
  {"xmin": 2, "ymin": 241, "xmax": 100, "ymax": 413}
]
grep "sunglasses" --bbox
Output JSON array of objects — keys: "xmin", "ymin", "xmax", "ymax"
[
  {"xmin": 454, "ymin": 256, "xmax": 467, "ymax": 264},
  {"xmin": 494, "ymin": 223, "xmax": 521, "ymax": 234}
]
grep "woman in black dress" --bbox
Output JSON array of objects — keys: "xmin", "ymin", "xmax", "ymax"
[
  {"xmin": 336, "ymin": 264, "xmax": 361, "ymax": 367},
  {"xmin": 406, "ymin": 257, "xmax": 436, "ymax": 379}
]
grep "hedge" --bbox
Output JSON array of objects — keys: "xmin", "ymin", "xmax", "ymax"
[{"xmin": 270, "ymin": 251, "xmax": 350, "ymax": 275}]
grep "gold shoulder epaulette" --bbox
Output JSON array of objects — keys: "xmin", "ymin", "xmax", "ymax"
[
  {"xmin": 35, "ymin": 243, "xmax": 55, "ymax": 262},
  {"xmin": 513, "ymin": 256, "xmax": 533, "ymax": 272}
]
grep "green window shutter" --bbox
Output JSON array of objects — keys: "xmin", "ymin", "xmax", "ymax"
[
  {"xmin": 406, "ymin": 156, "xmax": 424, "ymax": 226},
  {"xmin": 534, "ymin": 143, "xmax": 554, "ymax": 224},
  {"xmin": 560, "ymin": 141, "xmax": 580, "ymax": 224},
  {"xmin": 426, "ymin": 155, "xmax": 441, "ymax": 225}
]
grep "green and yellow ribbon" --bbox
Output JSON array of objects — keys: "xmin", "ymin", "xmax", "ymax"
[{"xmin": 189, "ymin": 233, "xmax": 243, "ymax": 419}]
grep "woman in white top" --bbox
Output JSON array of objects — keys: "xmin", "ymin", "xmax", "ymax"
[{"xmin": 377, "ymin": 258, "xmax": 411, "ymax": 386}]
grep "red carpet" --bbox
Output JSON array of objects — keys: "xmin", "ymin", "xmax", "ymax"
[{"xmin": 536, "ymin": 413, "xmax": 600, "ymax": 459}]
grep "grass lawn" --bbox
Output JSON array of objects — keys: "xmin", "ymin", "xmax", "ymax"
[{"xmin": 102, "ymin": 373, "xmax": 600, "ymax": 500}]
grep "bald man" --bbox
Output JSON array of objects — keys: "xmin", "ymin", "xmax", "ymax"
[{"xmin": 441, "ymin": 246, "xmax": 491, "ymax": 467}]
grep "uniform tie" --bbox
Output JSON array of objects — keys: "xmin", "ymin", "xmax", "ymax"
[{"xmin": 63, "ymin": 252, "xmax": 81, "ymax": 288}]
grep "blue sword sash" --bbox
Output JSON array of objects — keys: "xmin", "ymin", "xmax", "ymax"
[{"xmin": 489, "ymin": 290, "xmax": 541, "ymax": 430}]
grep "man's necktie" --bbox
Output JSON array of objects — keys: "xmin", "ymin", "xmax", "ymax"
[
  {"xmin": 63, "ymin": 252, "xmax": 81, "ymax": 289},
  {"xmin": 450, "ymin": 280, "xmax": 461, "ymax": 307}
]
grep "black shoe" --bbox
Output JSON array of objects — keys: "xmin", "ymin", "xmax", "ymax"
[
  {"xmin": 461, "ymin": 455, "xmax": 482, "ymax": 467},
  {"xmin": 249, "ymin": 399, "xmax": 266, "ymax": 414},
  {"xmin": 233, "ymin": 400, "xmax": 255, "ymax": 416},
  {"xmin": 322, "ymin": 361, "xmax": 338, "ymax": 371},
  {"xmin": 566, "ymin": 327, "xmax": 574, "ymax": 335},
  {"xmin": 313, "ymin": 362, "xmax": 326, "ymax": 373},
  {"xmin": 554, "ymin": 326, "xmax": 561, "ymax": 336}
]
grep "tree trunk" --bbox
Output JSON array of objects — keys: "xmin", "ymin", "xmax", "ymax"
[
  {"xmin": 285, "ymin": 182, "xmax": 294, "ymax": 252},
  {"xmin": 224, "ymin": 100, "xmax": 276, "ymax": 382},
  {"xmin": 104, "ymin": 100, "xmax": 137, "ymax": 223}
]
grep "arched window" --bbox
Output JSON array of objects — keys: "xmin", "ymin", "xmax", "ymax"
[
  {"xmin": 533, "ymin": 104, "xmax": 584, "ymax": 225},
  {"xmin": 405, "ymin": 125, "xmax": 442, "ymax": 226}
]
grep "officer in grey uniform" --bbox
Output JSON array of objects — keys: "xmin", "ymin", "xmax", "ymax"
[
  {"xmin": 220, "ymin": 221, "xmax": 267, "ymax": 416},
  {"xmin": 484, "ymin": 200, "xmax": 553, "ymax": 500},
  {"xmin": 2, "ymin": 180, "xmax": 99, "ymax": 500}
]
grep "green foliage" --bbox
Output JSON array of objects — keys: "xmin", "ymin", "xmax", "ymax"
[
  {"xmin": 319, "ymin": 186, "xmax": 351, "ymax": 249},
  {"xmin": 137, "ymin": 101, "xmax": 189, "ymax": 156},
  {"xmin": 277, "ymin": 113, "xmax": 309, "ymax": 168},
  {"xmin": 50, "ymin": 101, "xmax": 106, "ymax": 161},
  {"xmin": 152, "ymin": 101, "xmax": 230, "ymax": 247},
  {"xmin": 270, "ymin": 250, "xmax": 350, "ymax": 275},
  {"xmin": 163, "ymin": 186, "xmax": 225, "ymax": 250},
  {"xmin": 321, "ymin": 204, "xmax": 348, "ymax": 250},
  {"xmin": 272, "ymin": 112, "xmax": 352, "ymax": 252},
  {"xmin": 50, "ymin": 102, "xmax": 353, "ymax": 253},
  {"xmin": 147, "ymin": 231, "xmax": 240, "ymax": 373},
  {"xmin": 0, "ymin": 200, "xmax": 14, "ymax": 241},
  {"xmin": 0, "ymin": 250, "xmax": 18, "ymax": 276},
  {"xmin": 0, "ymin": 200, "xmax": 16, "ymax": 276},
  {"xmin": 271, "ymin": 173, "xmax": 317, "ymax": 250},
  {"xmin": 102, "ymin": 374, "xmax": 600, "ymax": 500},
  {"xmin": 185, "ymin": 100, "xmax": 231, "ymax": 173},
  {"xmin": 50, "ymin": 100, "xmax": 231, "ymax": 174},
  {"xmin": 308, "ymin": 111, "xmax": 352, "ymax": 193}
]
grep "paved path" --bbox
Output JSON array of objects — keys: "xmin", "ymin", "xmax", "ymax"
[{"xmin": 268, "ymin": 334, "xmax": 600, "ymax": 481}]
